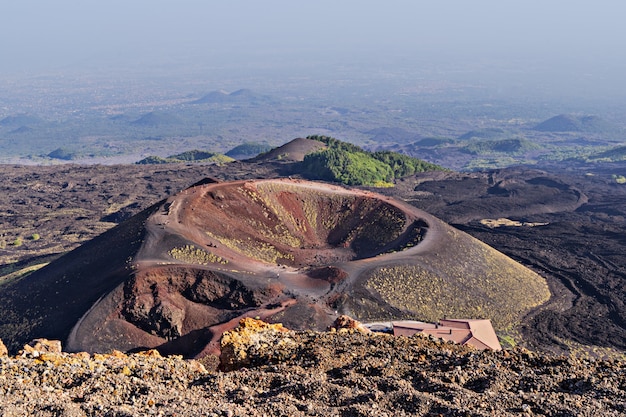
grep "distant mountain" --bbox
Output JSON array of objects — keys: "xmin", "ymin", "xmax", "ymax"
[
  {"xmin": 48, "ymin": 148, "xmax": 77, "ymax": 160},
  {"xmin": 192, "ymin": 89, "xmax": 270, "ymax": 104},
  {"xmin": 131, "ymin": 111, "xmax": 182, "ymax": 126},
  {"xmin": 9, "ymin": 126, "xmax": 34, "ymax": 134},
  {"xmin": 458, "ymin": 128, "xmax": 507, "ymax": 141},
  {"xmin": 374, "ymin": 137, "xmax": 455, "ymax": 154},
  {"xmin": 0, "ymin": 114, "xmax": 45, "ymax": 127},
  {"xmin": 136, "ymin": 150, "xmax": 234, "ymax": 165},
  {"xmin": 533, "ymin": 114, "xmax": 620, "ymax": 133},
  {"xmin": 193, "ymin": 90, "xmax": 229, "ymax": 103},
  {"xmin": 229, "ymin": 88, "xmax": 256, "ymax": 99},
  {"xmin": 462, "ymin": 138, "xmax": 541, "ymax": 155},
  {"xmin": 367, "ymin": 127, "xmax": 422, "ymax": 144},
  {"xmin": 108, "ymin": 114, "xmax": 133, "ymax": 122},
  {"xmin": 225, "ymin": 142, "xmax": 274, "ymax": 160}
]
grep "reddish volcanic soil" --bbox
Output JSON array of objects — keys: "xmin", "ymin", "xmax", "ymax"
[
  {"xmin": 0, "ymin": 177, "xmax": 546, "ymax": 358},
  {"xmin": 64, "ymin": 179, "xmax": 462, "ymax": 356}
]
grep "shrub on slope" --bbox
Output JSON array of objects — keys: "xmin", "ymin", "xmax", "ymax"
[{"xmin": 371, "ymin": 150, "xmax": 444, "ymax": 177}]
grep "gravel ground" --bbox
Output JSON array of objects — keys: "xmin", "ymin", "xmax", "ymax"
[{"xmin": 1, "ymin": 324, "xmax": 625, "ymax": 417}]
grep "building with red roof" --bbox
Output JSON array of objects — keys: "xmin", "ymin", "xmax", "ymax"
[{"xmin": 392, "ymin": 318, "xmax": 502, "ymax": 351}]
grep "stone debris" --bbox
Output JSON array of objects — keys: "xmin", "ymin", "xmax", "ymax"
[
  {"xmin": 0, "ymin": 339, "xmax": 7, "ymax": 357},
  {"xmin": 220, "ymin": 317, "xmax": 295, "ymax": 371},
  {"xmin": 330, "ymin": 315, "xmax": 371, "ymax": 333},
  {"xmin": 0, "ymin": 322, "xmax": 625, "ymax": 416},
  {"xmin": 20, "ymin": 338, "xmax": 63, "ymax": 358}
]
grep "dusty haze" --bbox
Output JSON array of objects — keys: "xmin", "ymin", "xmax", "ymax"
[{"xmin": 1, "ymin": 1, "xmax": 625, "ymax": 99}]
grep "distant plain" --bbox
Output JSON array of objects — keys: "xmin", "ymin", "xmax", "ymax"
[{"xmin": 2, "ymin": 63, "xmax": 626, "ymax": 171}]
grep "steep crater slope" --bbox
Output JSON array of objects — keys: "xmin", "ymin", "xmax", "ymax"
[{"xmin": 0, "ymin": 179, "xmax": 549, "ymax": 357}]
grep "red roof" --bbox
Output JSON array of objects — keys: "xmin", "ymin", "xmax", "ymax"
[{"xmin": 392, "ymin": 319, "xmax": 502, "ymax": 351}]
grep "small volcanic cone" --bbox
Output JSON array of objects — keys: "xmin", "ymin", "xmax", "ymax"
[{"xmin": 0, "ymin": 179, "xmax": 550, "ymax": 357}]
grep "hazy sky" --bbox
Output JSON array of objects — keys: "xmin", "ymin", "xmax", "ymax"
[{"xmin": 1, "ymin": 1, "xmax": 625, "ymax": 96}]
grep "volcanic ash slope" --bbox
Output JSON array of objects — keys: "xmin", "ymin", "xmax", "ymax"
[{"xmin": 0, "ymin": 179, "xmax": 549, "ymax": 356}]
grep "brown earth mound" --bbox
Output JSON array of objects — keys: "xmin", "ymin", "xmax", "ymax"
[
  {"xmin": 0, "ymin": 179, "xmax": 548, "ymax": 358},
  {"xmin": 249, "ymin": 137, "xmax": 326, "ymax": 162}
]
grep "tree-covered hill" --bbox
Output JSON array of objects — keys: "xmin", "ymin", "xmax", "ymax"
[
  {"xmin": 136, "ymin": 150, "xmax": 234, "ymax": 165},
  {"xmin": 300, "ymin": 135, "xmax": 445, "ymax": 187}
]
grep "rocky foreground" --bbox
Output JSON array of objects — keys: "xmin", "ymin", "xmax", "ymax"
[{"xmin": 0, "ymin": 319, "xmax": 625, "ymax": 416}]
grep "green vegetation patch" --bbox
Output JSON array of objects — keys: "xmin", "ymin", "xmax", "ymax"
[
  {"xmin": 226, "ymin": 142, "xmax": 273, "ymax": 159},
  {"xmin": 0, "ymin": 262, "xmax": 49, "ymax": 286},
  {"xmin": 586, "ymin": 145, "xmax": 626, "ymax": 163},
  {"xmin": 137, "ymin": 150, "xmax": 234, "ymax": 165},
  {"xmin": 613, "ymin": 175, "xmax": 626, "ymax": 184},
  {"xmin": 301, "ymin": 135, "xmax": 444, "ymax": 187},
  {"xmin": 371, "ymin": 150, "xmax": 444, "ymax": 177},
  {"xmin": 463, "ymin": 138, "xmax": 541, "ymax": 155},
  {"xmin": 205, "ymin": 231, "xmax": 295, "ymax": 265},
  {"xmin": 302, "ymin": 148, "xmax": 394, "ymax": 187},
  {"xmin": 169, "ymin": 245, "xmax": 228, "ymax": 265}
]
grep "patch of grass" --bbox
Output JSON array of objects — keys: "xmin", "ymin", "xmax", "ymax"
[
  {"xmin": 0, "ymin": 262, "xmax": 49, "ymax": 286},
  {"xmin": 479, "ymin": 218, "xmax": 549, "ymax": 228},
  {"xmin": 169, "ymin": 245, "xmax": 228, "ymax": 265},
  {"xmin": 136, "ymin": 150, "xmax": 234, "ymax": 165},
  {"xmin": 365, "ymin": 232, "xmax": 550, "ymax": 331},
  {"xmin": 205, "ymin": 231, "xmax": 294, "ymax": 265},
  {"xmin": 499, "ymin": 335, "xmax": 517, "ymax": 349},
  {"xmin": 371, "ymin": 180, "xmax": 395, "ymax": 188},
  {"xmin": 555, "ymin": 336, "xmax": 626, "ymax": 361},
  {"xmin": 612, "ymin": 174, "xmax": 626, "ymax": 184}
]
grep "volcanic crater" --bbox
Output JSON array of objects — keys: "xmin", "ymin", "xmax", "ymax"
[
  {"xmin": 165, "ymin": 179, "xmax": 421, "ymax": 265},
  {"xmin": 0, "ymin": 179, "xmax": 549, "ymax": 358}
]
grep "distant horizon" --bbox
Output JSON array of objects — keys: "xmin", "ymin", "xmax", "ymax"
[{"xmin": 1, "ymin": 1, "xmax": 626, "ymax": 100}]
